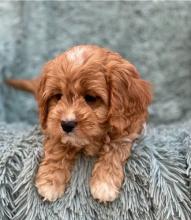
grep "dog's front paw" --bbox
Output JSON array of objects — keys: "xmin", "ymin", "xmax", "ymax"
[
  {"xmin": 35, "ymin": 181, "xmax": 65, "ymax": 202},
  {"xmin": 90, "ymin": 179, "xmax": 119, "ymax": 202}
]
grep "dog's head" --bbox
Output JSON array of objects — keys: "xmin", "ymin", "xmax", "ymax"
[{"xmin": 37, "ymin": 45, "xmax": 152, "ymax": 149}]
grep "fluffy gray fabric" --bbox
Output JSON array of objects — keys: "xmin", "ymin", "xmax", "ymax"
[{"xmin": 0, "ymin": 122, "xmax": 191, "ymax": 220}]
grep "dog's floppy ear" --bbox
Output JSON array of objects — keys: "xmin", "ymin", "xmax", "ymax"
[
  {"xmin": 37, "ymin": 61, "xmax": 54, "ymax": 130},
  {"xmin": 107, "ymin": 61, "xmax": 152, "ymax": 137}
]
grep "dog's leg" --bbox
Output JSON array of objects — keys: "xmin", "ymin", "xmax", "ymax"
[
  {"xmin": 35, "ymin": 140, "xmax": 78, "ymax": 202},
  {"xmin": 90, "ymin": 142, "xmax": 132, "ymax": 202}
]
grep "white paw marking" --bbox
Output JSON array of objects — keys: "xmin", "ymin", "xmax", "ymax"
[
  {"xmin": 90, "ymin": 180, "xmax": 119, "ymax": 202},
  {"xmin": 36, "ymin": 183, "xmax": 65, "ymax": 202}
]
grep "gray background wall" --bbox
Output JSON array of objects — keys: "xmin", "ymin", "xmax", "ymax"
[{"xmin": 0, "ymin": 1, "xmax": 191, "ymax": 125}]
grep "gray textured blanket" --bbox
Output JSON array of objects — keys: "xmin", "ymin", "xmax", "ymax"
[{"xmin": 0, "ymin": 122, "xmax": 191, "ymax": 220}]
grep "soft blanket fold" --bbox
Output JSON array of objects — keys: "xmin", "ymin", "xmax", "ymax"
[{"xmin": 0, "ymin": 122, "xmax": 191, "ymax": 220}]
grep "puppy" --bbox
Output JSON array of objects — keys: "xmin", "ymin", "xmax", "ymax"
[{"xmin": 7, "ymin": 45, "xmax": 152, "ymax": 202}]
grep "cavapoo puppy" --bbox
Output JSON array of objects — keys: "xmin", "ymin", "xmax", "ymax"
[{"xmin": 7, "ymin": 45, "xmax": 152, "ymax": 202}]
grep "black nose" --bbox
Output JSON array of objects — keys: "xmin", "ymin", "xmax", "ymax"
[{"xmin": 61, "ymin": 120, "xmax": 76, "ymax": 133}]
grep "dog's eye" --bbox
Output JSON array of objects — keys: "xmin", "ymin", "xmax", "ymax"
[
  {"xmin": 54, "ymin": 93, "xmax": 62, "ymax": 101},
  {"xmin": 84, "ymin": 94, "xmax": 97, "ymax": 103}
]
